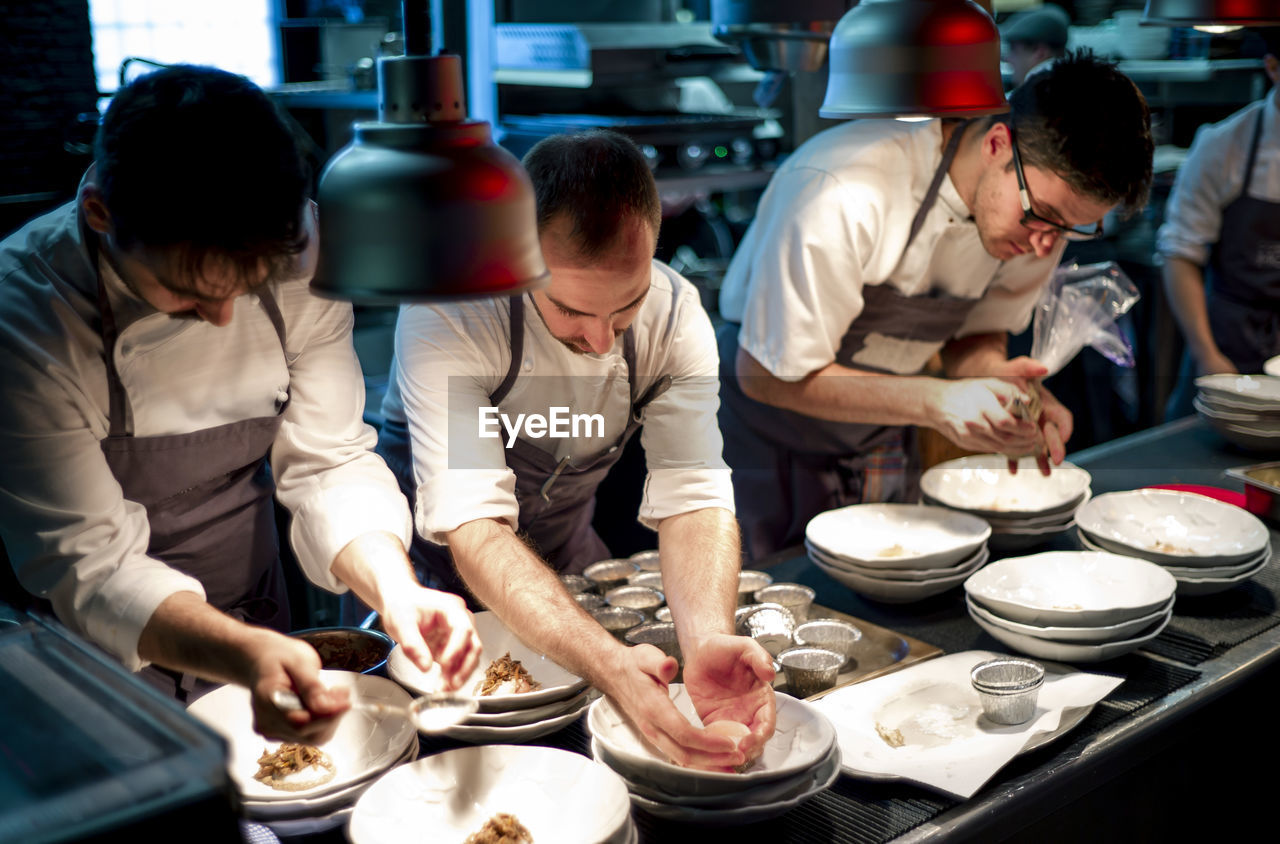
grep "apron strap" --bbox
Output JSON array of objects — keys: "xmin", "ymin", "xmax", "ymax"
[
  {"xmin": 491, "ymin": 295, "xmax": 527, "ymax": 405},
  {"xmin": 905, "ymin": 119, "xmax": 970, "ymax": 253},
  {"xmin": 1240, "ymin": 107, "xmax": 1265, "ymax": 199}
]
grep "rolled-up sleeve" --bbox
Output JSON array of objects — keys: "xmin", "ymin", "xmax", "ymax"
[{"xmin": 1156, "ymin": 122, "xmax": 1236, "ymax": 267}]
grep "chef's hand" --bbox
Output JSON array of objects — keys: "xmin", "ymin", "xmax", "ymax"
[
  {"xmin": 927, "ymin": 377, "xmax": 1041, "ymax": 456},
  {"xmin": 249, "ymin": 630, "xmax": 350, "ymax": 743},
  {"xmin": 682, "ymin": 634, "xmax": 777, "ymax": 766},
  {"xmin": 1031, "ymin": 384, "xmax": 1073, "ymax": 475},
  {"xmin": 598, "ymin": 643, "xmax": 744, "ymax": 771},
  {"xmin": 379, "ymin": 587, "xmax": 481, "ymax": 692},
  {"xmin": 1196, "ymin": 350, "xmax": 1238, "ymax": 377}
]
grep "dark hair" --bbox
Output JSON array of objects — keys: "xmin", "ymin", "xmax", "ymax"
[
  {"xmin": 521, "ymin": 130, "xmax": 662, "ymax": 261},
  {"xmin": 1006, "ymin": 50, "xmax": 1153, "ymax": 217},
  {"xmin": 94, "ymin": 65, "xmax": 310, "ymax": 291}
]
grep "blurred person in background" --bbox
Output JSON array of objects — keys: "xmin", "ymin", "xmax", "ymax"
[{"xmin": 1002, "ymin": 4, "xmax": 1071, "ymax": 87}]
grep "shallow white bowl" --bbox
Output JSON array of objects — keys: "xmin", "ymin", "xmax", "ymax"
[
  {"xmin": 804, "ymin": 503, "xmax": 990, "ymax": 570},
  {"xmin": 807, "ymin": 540, "xmax": 988, "ymax": 581},
  {"xmin": 1193, "ymin": 395, "xmax": 1280, "ymax": 426},
  {"xmin": 187, "ymin": 670, "xmax": 416, "ymax": 803},
  {"xmin": 1266, "ymin": 356, "xmax": 1280, "ymax": 378},
  {"xmin": 963, "ymin": 551, "xmax": 1177, "ymax": 627},
  {"xmin": 1076, "ymin": 532, "xmax": 1271, "ymax": 581},
  {"xmin": 1173, "ymin": 555, "xmax": 1269, "ymax": 597},
  {"xmin": 436, "ymin": 699, "xmax": 589, "ymax": 744},
  {"xmin": 1075, "ymin": 488, "xmax": 1269, "ymax": 565},
  {"xmin": 1195, "ymin": 374, "xmax": 1280, "ymax": 409},
  {"xmin": 966, "ymin": 594, "xmax": 1176, "ymax": 644},
  {"xmin": 921, "ymin": 455, "xmax": 1092, "ymax": 518},
  {"xmin": 970, "ymin": 608, "xmax": 1171, "ymax": 663},
  {"xmin": 587, "ymin": 684, "xmax": 835, "ymax": 797},
  {"xmin": 388, "ymin": 610, "xmax": 587, "ymax": 711},
  {"xmin": 810, "ymin": 549, "xmax": 987, "ymax": 603},
  {"xmin": 347, "ymin": 745, "xmax": 631, "ymax": 844}
]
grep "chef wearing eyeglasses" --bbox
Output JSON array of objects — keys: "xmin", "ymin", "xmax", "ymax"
[{"xmin": 717, "ymin": 51, "xmax": 1155, "ymax": 558}]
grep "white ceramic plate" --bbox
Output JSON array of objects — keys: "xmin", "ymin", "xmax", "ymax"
[
  {"xmin": 1075, "ymin": 489, "xmax": 1269, "ymax": 565},
  {"xmin": 461, "ymin": 687, "xmax": 594, "ymax": 727},
  {"xmin": 920, "ymin": 455, "xmax": 1092, "ymax": 518},
  {"xmin": 387, "ymin": 611, "xmax": 587, "ymax": 711},
  {"xmin": 348, "ymin": 745, "xmax": 631, "ymax": 844},
  {"xmin": 971, "ymin": 608, "xmax": 1171, "ymax": 662},
  {"xmin": 187, "ymin": 670, "xmax": 416, "ymax": 803},
  {"xmin": 1076, "ymin": 531, "xmax": 1272, "ymax": 582},
  {"xmin": 435, "ymin": 699, "xmax": 588, "ymax": 744},
  {"xmin": 587, "ymin": 685, "xmax": 836, "ymax": 797},
  {"xmin": 1174, "ymin": 555, "xmax": 1270, "ymax": 596},
  {"xmin": 1194, "ymin": 395, "xmax": 1280, "ymax": 426},
  {"xmin": 1205, "ymin": 418, "xmax": 1280, "ymax": 453},
  {"xmin": 1265, "ymin": 356, "xmax": 1280, "ymax": 378},
  {"xmin": 810, "ymin": 547, "xmax": 989, "ymax": 603},
  {"xmin": 966, "ymin": 594, "xmax": 1176, "ymax": 644},
  {"xmin": 243, "ymin": 737, "xmax": 417, "ymax": 820},
  {"xmin": 964, "ymin": 551, "xmax": 1177, "ymax": 627},
  {"xmin": 1195, "ymin": 374, "xmax": 1280, "ymax": 409},
  {"xmin": 805, "ymin": 539, "xmax": 988, "ymax": 581},
  {"xmin": 979, "ymin": 489, "xmax": 1091, "ymax": 529},
  {"xmin": 804, "ymin": 503, "xmax": 991, "ymax": 570},
  {"xmin": 1078, "ymin": 530, "xmax": 1272, "ymax": 576}
]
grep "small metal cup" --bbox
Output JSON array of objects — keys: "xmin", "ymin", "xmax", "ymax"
[
  {"xmin": 573, "ymin": 592, "xmax": 605, "ymax": 612},
  {"xmin": 629, "ymin": 549, "xmax": 662, "ymax": 572},
  {"xmin": 736, "ymin": 569, "xmax": 774, "ymax": 606},
  {"xmin": 754, "ymin": 583, "xmax": 816, "ymax": 623},
  {"xmin": 793, "ymin": 619, "xmax": 863, "ymax": 670},
  {"xmin": 736, "ymin": 602, "xmax": 795, "ymax": 656},
  {"xmin": 654, "ymin": 605, "xmax": 674, "ymax": 623},
  {"xmin": 560, "ymin": 574, "xmax": 593, "ymax": 594},
  {"xmin": 591, "ymin": 606, "xmax": 646, "ymax": 642},
  {"xmin": 777, "ymin": 646, "xmax": 844, "ymax": 698},
  {"xmin": 605, "ymin": 585, "xmax": 665, "ymax": 619},
  {"xmin": 970, "ymin": 657, "xmax": 1045, "ymax": 725},
  {"xmin": 627, "ymin": 571, "xmax": 664, "ymax": 592},
  {"xmin": 625, "ymin": 621, "xmax": 682, "ymax": 665},
  {"xmin": 584, "ymin": 558, "xmax": 639, "ymax": 594}
]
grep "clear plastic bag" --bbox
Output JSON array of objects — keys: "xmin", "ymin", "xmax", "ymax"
[{"xmin": 1031, "ymin": 261, "xmax": 1141, "ymax": 377}]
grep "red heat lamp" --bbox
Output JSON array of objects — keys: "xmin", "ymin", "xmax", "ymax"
[
  {"xmin": 313, "ymin": 4, "xmax": 548, "ymax": 302},
  {"xmin": 820, "ymin": 0, "xmax": 1008, "ymax": 120}
]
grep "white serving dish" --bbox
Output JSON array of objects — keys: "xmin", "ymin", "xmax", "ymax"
[
  {"xmin": 388, "ymin": 610, "xmax": 587, "ymax": 711},
  {"xmin": 587, "ymin": 684, "xmax": 835, "ymax": 797},
  {"xmin": 1195, "ymin": 374, "xmax": 1280, "ymax": 409},
  {"xmin": 920, "ymin": 454, "xmax": 1092, "ymax": 518},
  {"xmin": 970, "ymin": 608, "xmax": 1171, "ymax": 663},
  {"xmin": 963, "ymin": 551, "xmax": 1177, "ymax": 627},
  {"xmin": 460, "ymin": 687, "xmax": 593, "ymax": 726},
  {"xmin": 187, "ymin": 670, "xmax": 416, "ymax": 803},
  {"xmin": 1173, "ymin": 555, "xmax": 1269, "ymax": 597},
  {"xmin": 435, "ymin": 699, "xmax": 589, "ymax": 744},
  {"xmin": 806, "ymin": 539, "xmax": 988, "ymax": 581},
  {"xmin": 966, "ymin": 594, "xmax": 1175, "ymax": 644},
  {"xmin": 1193, "ymin": 395, "xmax": 1280, "ymax": 426},
  {"xmin": 347, "ymin": 745, "xmax": 632, "ymax": 844},
  {"xmin": 810, "ymin": 548, "xmax": 988, "ymax": 603},
  {"xmin": 1265, "ymin": 355, "xmax": 1280, "ymax": 377},
  {"xmin": 1075, "ymin": 488, "xmax": 1269, "ymax": 565},
  {"xmin": 804, "ymin": 503, "xmax": 990, "ymax": 570},
  {"xmin": 242, "ymin": 739, "xmax": 417, "ymax": 821}
]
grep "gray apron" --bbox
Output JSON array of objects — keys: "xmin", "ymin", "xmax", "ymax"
[
  {"xmin": 377, "ymin": 295, "xmax": 671, "ymax": 606},
  {"xmin": 1167, "ymin": 108, "xmax": 1280, "ymax": 419},
  {"xmin": 719, "ymin": 121, "xmax": 984, "ymax": 559}
]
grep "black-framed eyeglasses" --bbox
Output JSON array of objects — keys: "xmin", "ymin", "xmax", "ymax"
[{"xmin": 1008, "ymin": 125, "xmax": 1105, "ymax": 242}]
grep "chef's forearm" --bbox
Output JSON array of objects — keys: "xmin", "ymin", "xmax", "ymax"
[
  {"xmin": 446, "ymin": 518, "xmax": 626, "ymax": 685},
  {"xmin": 940, "ymin": 332, "xmax": 1010, "ymax": 378},
  {"xmin": 736, "ymin": 345, "xmax": 938, "ymax": 426},
  {"xmin": 328, "ymin": 530, "xmax": 418, "ymax": 617},
  {"xmin": 137, "ymin": 590, "xmax": 274, "ymax": 686},
  {"xmin": 657, "ymin": 507, "xmax": 738, "ymax": 649},
  {"xmin": 1162, "ymin": 256, "xmax": 1222, "ymax": 364}
]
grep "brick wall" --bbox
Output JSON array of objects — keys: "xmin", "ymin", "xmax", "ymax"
[{"xmin": 1, "ymin": 0, "xmax": 99, "ymax": 236}]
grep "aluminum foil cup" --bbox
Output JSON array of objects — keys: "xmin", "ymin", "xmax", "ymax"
[
  {"xmin": 605, "ymin": 585, "xmax": 665, "ymax": 618},
  {"xmin": 627, "ymin": 571, "xmax": 664, "ymax": 592},
  {"xmin": 777, "ymin": 646, "xmax": 844, "ymax": 698},
  {"xmin": 630, "ymin": 549, "xmax": 662, "ymax": 572},
  {"xmin": 970, "ymin": 657, "xmax": 1045, "ymax": 725},
  {"xmin": 584, "ymin": 559, "xmax": 639, "ymax": 594},
  {"xmin": 560, "ymin": 574, "xmax": 593, "ymax": 594},
  {"xmin": 754, "ymin": 583, "xmax": 816, "ymax": 623},
  {"xmin": 735, "ymin": 602, "xmax": 795, "ymax": 656},
  {"xmin": 591, "ymin": 606, "xmax": 646, "ymax": 642},
  {"xmin": 573, "ymin": 592, "xmax": 605, "ymax": 612},
  {"xmin": 625, "ymin": 621, "xmax": 682, "ymax": 664},
  {"xmin": 793, "ymin": 619, "xmax": 863, "ymax": 669},
  {"xmin": 737, "ymin": 569, "xmax": 774, "ymax": 606}
]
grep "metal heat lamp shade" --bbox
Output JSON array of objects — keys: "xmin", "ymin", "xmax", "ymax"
[
  {"xmin": 314, "ymin": 45, "xmax": 547, "ymax": 302},
  {"xmin": 820, "ymin": 0, "xmax": 1007, "ymax": 120},
  {"xmin": 1142, "ymin": 0, "xmax": 1280, "ymax": 27}
]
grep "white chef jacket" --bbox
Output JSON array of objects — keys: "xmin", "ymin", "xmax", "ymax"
[
  {"xmin": 0, "ymin": 202, "xmax": 411, "ymax": 670},
  {"xmin": 380, "ymin": 261, "xmax": 734, "ymax": 546},
  {"xmin": 719, "ymin": 118, "xmax": 1065, "ymax": 381},
  {"xmin": 1157, "ymin": 95, "xmax": 1280, "ymax": 266}
]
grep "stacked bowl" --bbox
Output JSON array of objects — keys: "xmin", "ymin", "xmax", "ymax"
[
  {"xmin": 803, "ymin": 502, "xmax": 992, "ymax": 603},
  {"xmin": 921, "ymin": 454, "xmax": 1093, "ymax": 553},
  {"xmin": 964, "ymin": 551, "xmax": 1178, "ymax": 663},
  {"xmin": 587, "ymin": 684, "xmax": 840, "ymax": 825},
  {"xmin": 187, "ymin": 670, "xmax": 418, "ymax": 834},
  {"xmin": 388, "ymin": 611, "xmax": 590, "ymax": 742},
  {"xmin": 1075, "ymin": 488, "xmax": 1272, "ymax": 596},
  {"xmin": 1194, "ymin": 374, "xmax": 1280, "ymax": 453}
]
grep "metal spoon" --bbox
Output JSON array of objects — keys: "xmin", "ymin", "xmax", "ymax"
[{"xmin": 271, "ymin": 688, "xmax": 478, "ymax": 733}]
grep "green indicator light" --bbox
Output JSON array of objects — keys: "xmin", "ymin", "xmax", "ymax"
[{"xmin": 714, "ymin": 145, "xmax": 728, "ymax": 158}]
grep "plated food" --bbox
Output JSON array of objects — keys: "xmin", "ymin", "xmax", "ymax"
[
  {"xmin": 253, "ymin": 743, "xmax": 336, "ymax": 792},
  {"xmin": 477, "ymin": 653, "xmax": 542, "ymax": 696},
  {"xmin": 464, "ymin": 813, "xmax": 533, "ymax": 844}
]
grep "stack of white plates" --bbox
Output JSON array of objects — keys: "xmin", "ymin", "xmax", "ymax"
[
  {"xmin": 349, "ymin": 745, "xmax": 636, "ymax": 844},
  {"xmin": 921, "ymin": 454, "xmax": 1093, "ymax": 553},
  {"xmin": 803, "ymin": 503, "xmax": 992, "ymax": 603},
  {"xmin": 1265, "ymin": 356, "xmax": 1280, "ymax": 378},
  {"xmin": 587, "ymin": 684, "xmax": 840, "ymax": 825},
  {"xmin": 187, "ymin": 670, "xmax": 418, "ymax": 833},
  {"xmin": 963, "ymin": 551, "xmax": 1178, "ymax": 662},
  {"xmin": 1076, "ymin": 488, "xmax": 1272, "ymax": 596},
  {"xmin": 388, "ymin": 611, "xmax": 591, "ymax": 742},
  {"xmin": 1194, "ymin": 375, "xmax": 1280, "ymax": 453}
]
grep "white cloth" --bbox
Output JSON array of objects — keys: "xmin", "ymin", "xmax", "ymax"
[
  {"xmin": 0, "ymin": 202, "xmax": 411, "ymax": 670},
  {"xmin": 1156, "ymin": 95, "xmax": 1280, "ymax": 267},
  {"xmin": 718, "ymin": 118, "xmax": 1065, "ymax": 381},
  {"xmin": 380, "ymin": 262, "xmax": 734, "ymax": 545}
]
